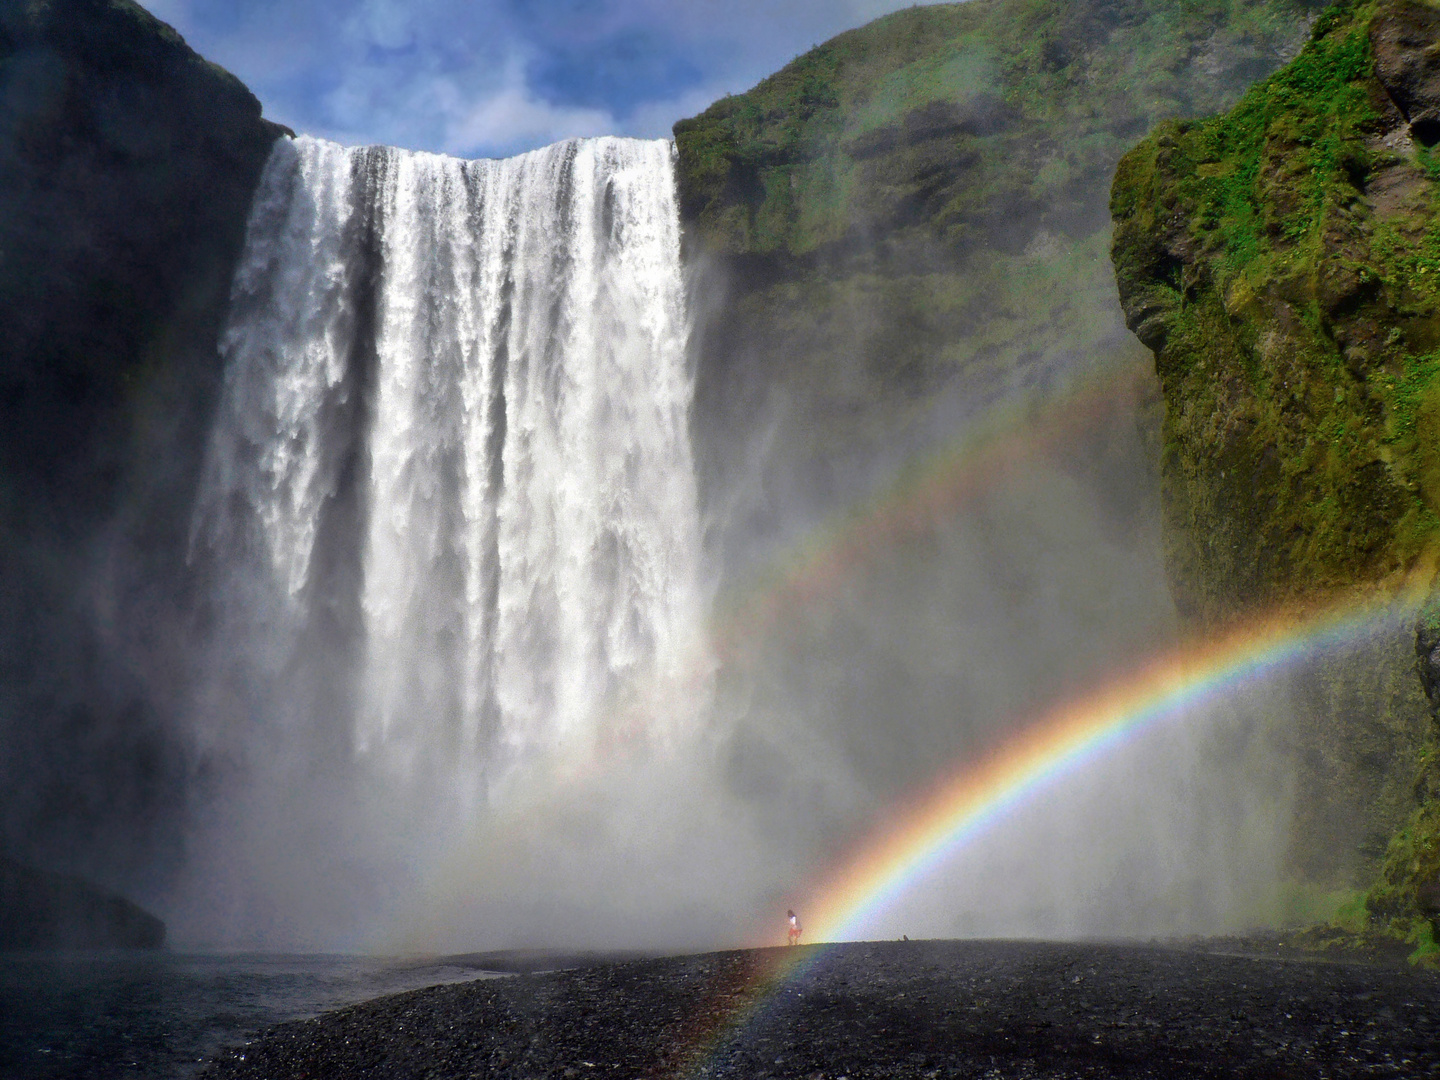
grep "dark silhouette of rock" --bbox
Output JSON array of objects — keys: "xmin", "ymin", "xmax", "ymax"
[
  {"xmin": 0, "ymin": 855, "xmax": 164, "ymax": 949},
  {"xmin": 0, "ymin": 0, "xmax": 285, "ymax": 883}
]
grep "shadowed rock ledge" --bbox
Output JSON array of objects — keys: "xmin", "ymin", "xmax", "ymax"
[{"xmin": 0, "ymin": 855, "xmax": 164, "ymax": 950}]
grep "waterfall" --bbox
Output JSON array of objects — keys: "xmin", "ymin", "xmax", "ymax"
[{"xmin": 190, "ymin": 134, "xmax": 704, "ymax": 797}]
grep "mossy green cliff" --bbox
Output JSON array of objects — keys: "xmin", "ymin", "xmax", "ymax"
[
  {"xmin": 674, "ymin": 0, "xmax": 1323, "ymax": 565},
  {"xmin": 1110, "ymin": 0, "xmax": 1440, "ymax": 950},
  {"xmin": 671, "ymin": 0, "xmax": 1375, "ymax": 911},
  {"xmin": 678, "ymin": 0, "xmax": 1322, "ymax": 261}
]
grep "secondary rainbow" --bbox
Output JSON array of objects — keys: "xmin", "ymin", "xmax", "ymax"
[
  {"xmin": 707, "ymin": 362, "xmax": 1148, "ymax": 666},
  {"xmin": 802, "ymin": 594, "xmax": 1419, "ymax": 942}
]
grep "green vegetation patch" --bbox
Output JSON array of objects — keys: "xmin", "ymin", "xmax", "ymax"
[
  {"xmin": 1111, "ymin": 0, "xmax": 1440, "ymax": 942},
  {"xmin": 676, "ymin": 0, "xmax": 1326, "ymax": 261},
  {"xmin": 677, "ymin": 0, "xmax": 1326, "ymax": 506},
  {"xmin": 1367, "ymin": 791, "xmax": 1440, "ymax": 963},
  {"xmin": 1111, "ymin": 0, "xmax": 1440, "ymax": 621}
]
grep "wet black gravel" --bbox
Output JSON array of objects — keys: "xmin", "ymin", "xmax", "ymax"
[{"xmin": 203, "ymin": 939, "xmax": 1440, "ymax": 1078}]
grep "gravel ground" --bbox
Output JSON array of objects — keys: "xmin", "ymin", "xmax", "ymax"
[{"xmin": 202, "ymin": 939, "xmax": 1440, "ymax": 1079}]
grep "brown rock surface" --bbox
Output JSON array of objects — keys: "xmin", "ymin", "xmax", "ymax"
[{"xmin": 1371, "ymin": 0, "xmax": 1440, "ymax": 144}]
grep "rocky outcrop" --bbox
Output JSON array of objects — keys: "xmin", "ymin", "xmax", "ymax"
[
  {"xmin": 0, "ymin": 0, "xmax": 284, "ymax": 889},
  {"xmin": 1371, "ymin": 0, "xmax": 1440, "ymax": 143},
  {"xmin": 1110, "ymin": 0, "xmax": 1440, "ymax": 621},
  {"xmin": 0, "ymin": 855, "xmax": 164, "ymax": 949},
  {"xmin": 1110, "ymin": 0, "xmax": 1440, "ymax": 932}
]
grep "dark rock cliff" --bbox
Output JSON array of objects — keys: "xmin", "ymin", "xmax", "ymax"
[
  {"xmin": 0, "ymin": 0, "xmax": 283, "ymax": 896},
  {"xmin": 1111, "ymin": 0, "xmax": 1440, "ymax": 944}
]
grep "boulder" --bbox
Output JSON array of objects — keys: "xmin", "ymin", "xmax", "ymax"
[{"xmin": 1370, "ymin": 0, "xmax": 1440, "ymax": 145}]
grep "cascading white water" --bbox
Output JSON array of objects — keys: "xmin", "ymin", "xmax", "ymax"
[
  {"xmin": 190, "ymin": 134, "xmax": 704, "ymax": 798},
  {"xmin": 174, "ymin": 134, "xmax": 1297, "ymax": 954}
]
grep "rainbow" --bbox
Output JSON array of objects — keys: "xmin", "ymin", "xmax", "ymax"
[
  {"xmin": 801, "ymin": 593, "xmax": 1420, "ymax": 942},
  {"xmin": 699, "ymin": 359, "xmax": 1429, "ymax": 944},
  {"xmin": 706, "ymin": 361, "xmax": 1151, "ymax": 666},
  {"xmin": 667, "ymin": 591, "xmax": 1424, "ymax": 1076}
]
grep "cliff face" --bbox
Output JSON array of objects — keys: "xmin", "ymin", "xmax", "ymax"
[
  {"xmin": 1111, "ymin": 0, "xmax": 1440, "ymax": 621},
  {"xmin": 1111, "ymin": 0, "xmax": 1440, "ymax": 942},
  {"xmin": 670, "ymin": 0, "xmax": 1380, "ymax": 914},
  {"xmin": 676, "ymin": 0, "xmax": 1323, "ymax": 548},
  {"xmin": 0, "ymin": 0, "xmax": 283, "ymax": 889}
]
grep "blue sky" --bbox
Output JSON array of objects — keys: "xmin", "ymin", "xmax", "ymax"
[{"xmin": 144, "ymin": 0, "xmax": 945, "ymax": 158}]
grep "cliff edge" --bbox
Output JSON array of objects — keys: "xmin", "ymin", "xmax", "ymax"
[{"xmin": 1111, "ymin": 0, "xmax": 1440, "ymax": 953}]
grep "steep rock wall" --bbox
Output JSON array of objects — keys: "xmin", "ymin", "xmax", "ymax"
[
  {"xmin": 670, "ymin": 0, "xmax": 1353, "ymax": 908},
  {"xmin": 1111, "ymin": 0, "xmax": 1440, "ymax": 932},
  {"xmin": 676, "ymin": 0, "xmax": 1323, "ymax": 552},
  {"xmin": 0, "ymin": 0, "xmax": 284, "ymax": 890}
]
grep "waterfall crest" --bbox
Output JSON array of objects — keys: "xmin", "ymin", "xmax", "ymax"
[{"xmin": 191, "ymin": 134, "xmax": 704, "ymax": 793}]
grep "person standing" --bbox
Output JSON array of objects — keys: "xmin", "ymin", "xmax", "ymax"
[{"xmin": 787, "ymin": 909, "xmax": 802, "ymax": 945}]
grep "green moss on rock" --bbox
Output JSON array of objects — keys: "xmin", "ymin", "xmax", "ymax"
[
  {"xmin": 1111, "ymin": 0, "xmax": 1440, "ymax": 619},
  {"xmin": 1367, "ymin": 791, "xmax": 1440, "ymax": 961},
  {"xmin": 676, "ymin": 0, "xmax": 1324, "ymax": 539},
  {"xmin": 1111, "ymin": 0, "xmax": 1440, "ymax": 934},
  {"xmin": 677, "ymin": 0, "xmax": 1325, "ymax": 263}
]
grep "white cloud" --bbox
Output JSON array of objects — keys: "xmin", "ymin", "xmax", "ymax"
[
  {"xmin": 139, "ymin": 0, "xmax": 965, "ymax": 156},
  {"xmin": 346, "ymin": 0, "xmax": 416, "ymax": 51},
  {"xmin": 440, "ymin": 55, "xmax": 616, "ymax": 157},
  {"xmin": 619, "ymin": 82, "xmax": 732, "ymax": 139}
]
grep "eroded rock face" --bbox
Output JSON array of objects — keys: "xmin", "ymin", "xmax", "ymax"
[
  {"xmin": 1110, "ymin": 2, "xmax": 1440, "ymax": 623},
  {"xmin": 1370, "ymin": 0, "xmax": 1440, "ymax": 145}
]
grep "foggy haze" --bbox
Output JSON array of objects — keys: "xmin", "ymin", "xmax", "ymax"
[
  {"xmin": 140, "ymin": 117, "xmax": 1320, "ymax": 952},
  {"xmin": 0, "ymin": 3, "xmax": 1345, "ymax": 957}
]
